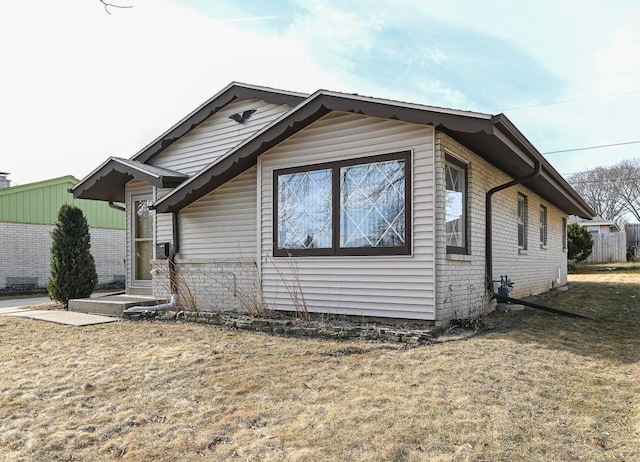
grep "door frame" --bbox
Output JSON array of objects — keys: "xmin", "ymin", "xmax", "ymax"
[{"xmin": 131, "ymin": 193, "xmax": 154, "ymax": 286}]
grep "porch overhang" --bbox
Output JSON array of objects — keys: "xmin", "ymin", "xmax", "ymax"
[{"xmin": 71, "ymin": 157, "xmax": 188, "ymax": 202}]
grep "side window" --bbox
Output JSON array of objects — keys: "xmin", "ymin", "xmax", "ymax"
[
  {"xmin": 517, "ymin": 193, "xmax": 528, "ymax": 250},
  {"xmin": 445, "ymin": 155, "xmax": 468, "ymax": 254},
  {"xmin": 539, "ymin": 205, "xmax": 547, "ymax": 247},
  {"xmin": 562, "ymin": 217, "xmax": 567, "ymax": 251}
]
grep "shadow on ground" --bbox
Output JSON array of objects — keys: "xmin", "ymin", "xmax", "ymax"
[{"xmin": 484, "ymin": 281, "xmax": 640, "ymax": 365}]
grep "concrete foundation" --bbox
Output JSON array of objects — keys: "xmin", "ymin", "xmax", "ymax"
[{"xmin": 496, "ymin": 303, "xmax": 525, "ymax": 312}]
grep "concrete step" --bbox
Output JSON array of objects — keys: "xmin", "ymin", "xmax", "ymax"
[
  {"xmin": 69, "ymin": 294, "xmax": 167, "ymax": 317},
  {"xmin": 128, "ymin": 286, "xmax": 153, "ymax": 296}
]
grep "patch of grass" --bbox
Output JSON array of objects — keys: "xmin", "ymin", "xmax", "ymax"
[
  {"xmin": 573, "ymin": 261, "xmax": 640, "ymax": 274},
  {"xmin": 20, "ymin": 302, "xmax": 65, "ymax": 311},
  {"xmin": 0, "ymin": 269, "xmax": 638, "ymax": 461}
]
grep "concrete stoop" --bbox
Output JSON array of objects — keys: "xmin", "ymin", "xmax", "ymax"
[{"xmin": 69, "ymin": 294, "xmax": 167, "ymax": 317}]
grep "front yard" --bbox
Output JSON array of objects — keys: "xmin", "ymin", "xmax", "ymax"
[{"xmin": 0, "ymin": 265, "xmax": 638, "ymax": 461}]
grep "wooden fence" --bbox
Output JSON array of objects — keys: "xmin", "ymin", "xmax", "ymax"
[{"xmin": 585, "ymin": 232, "xmax": 627, "ymax": 263}]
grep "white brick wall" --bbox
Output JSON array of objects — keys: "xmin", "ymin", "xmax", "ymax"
[
  {"xmin": 435, "ymin": 133, "xmax": 568, "ymax": 322},
  {"xmin": 152, "ymin": 258, "xmax": 258, "ymax": 312},
  {"xmin": 0, "ymin": 222, "xmax": 125, "ymax": 291}
]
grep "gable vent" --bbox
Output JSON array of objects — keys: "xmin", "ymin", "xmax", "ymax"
[{"xmin": 229, "ymin": 109, "xmax": 256, "ymax": 124}]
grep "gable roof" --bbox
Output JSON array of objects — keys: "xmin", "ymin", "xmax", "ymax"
[
  {"xmin": 72, "ymin": 83, "xmax": 307, "ymax": 202},
  {"xmin": 1, "ymin": 175, "xmax": 125, "ymax": 228},
  {"xmin": 153, "ymin": 89, "xmax": 595, "ymax": 218},
  {"xmin": 131, "ymin": 82, "xmax": 308, "ymax": 164},
  {"xmin": 572, "ymin": 217, "xmax": 621, "ymax": 230},
  {"xmin": 0, "ymin": 175, "xmax": 78, "ymax": 195},
  {"xmin": 71, "ymin": 157, "xmax": 188, "ymax": 203}
]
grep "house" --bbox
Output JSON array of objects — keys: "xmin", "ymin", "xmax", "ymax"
[
  {"xmin": 0, "ymin": 175, "xmax": 126, "ymax": 293},
  {"xmin": 568, "ymin": 217, "xmax": 627, "ymax": 263},
  {"xmin": 72, "ymin": 82, "xmax": 594, "ymax": 323},
  {"xmin": 570, "ymin": 216, "xmax": 621, "ymax": 236}
]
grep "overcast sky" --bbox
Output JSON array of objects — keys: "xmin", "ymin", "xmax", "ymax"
[{"xmin": 2, "ymin": 0, "xmax": 639, "ymax": 187}]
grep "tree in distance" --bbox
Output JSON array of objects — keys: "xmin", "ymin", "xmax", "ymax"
[{"xmin": 569, "ymin": 158, "xmax": 640, "ymax": 225}]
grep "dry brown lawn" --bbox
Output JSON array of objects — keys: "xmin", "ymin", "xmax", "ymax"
[{"xmin": 0, "ymin": 266, "xmax": 638, "ymax": 461}]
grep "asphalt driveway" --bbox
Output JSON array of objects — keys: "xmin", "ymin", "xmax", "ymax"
[{"xmin": 0, "ymin": 296, "xmax": 52, "ymax": 309}]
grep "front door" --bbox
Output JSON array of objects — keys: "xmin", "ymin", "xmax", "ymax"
[{"xmin": 132, "ymin": 196, "xmax": 154, "ymax": 284}]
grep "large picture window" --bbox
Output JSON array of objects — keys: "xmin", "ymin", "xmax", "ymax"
[
  {"xmin": 445, "ymin": 155, "xmax": 467, "ymax": 254},
  {"xmin": 274, "ymin": 152, "xmax": 411, "ymax": 256}
]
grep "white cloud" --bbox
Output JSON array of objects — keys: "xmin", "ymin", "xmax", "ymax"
[
  {"xmin": 415, "ymin": 80, "xmax": 471, "ymax": 110},
  {"xmin": 285, "ymin": 0, "xmax": 383, "ymax": 71},
  {"xmin": 0, "ymin": 0, "xmax": 345, "ymax": 186},
  {"xmin": 2, "ymin": 0, "xmax": 640, "ymax": 192},
  {"xmin": 591, "ymin": 27, "xmax": 640, "ymax": 92}
]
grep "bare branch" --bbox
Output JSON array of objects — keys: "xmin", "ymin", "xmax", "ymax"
[
  {"xmin": 99, "ymin": 0, "xmax": 133, "ymax": 15},
  {"xmin": 568, "ymin": 158, "xmax": 640, "ymax": 223}
]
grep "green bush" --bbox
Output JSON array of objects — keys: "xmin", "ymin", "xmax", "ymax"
[
  {"xmin": 48, "ymin": 205, "xmax": 98, "ymax": 307},
  {"xmin": 567, "ymin": 223, "xmax": 594, "ymax": 263}
]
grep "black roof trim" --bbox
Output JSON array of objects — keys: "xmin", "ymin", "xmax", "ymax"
[
  {"xmin": 153, "ymin": 90, "xmax": 594, "ymax": 218},
  {"xmin": 71, "ymin": 157, "xmax": 187, "ymax": 203}
]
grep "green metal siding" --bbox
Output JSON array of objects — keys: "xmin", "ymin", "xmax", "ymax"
[{"xmin": 0, "ymin": 176, "xmax": 124, "ymax": 229}]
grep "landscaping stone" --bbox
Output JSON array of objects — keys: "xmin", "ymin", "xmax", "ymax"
[{"xmin": 153, "ymin": 310, "xmax": 446, "ymax": 345}]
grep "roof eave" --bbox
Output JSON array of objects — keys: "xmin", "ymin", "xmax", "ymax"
[
  {"xmin": 72, "ymin": 158, "xmax": 187, "ymax": 203},
  {"xmin": 154, "ymin": 91, "xmax": 595, "ymax": 218}
]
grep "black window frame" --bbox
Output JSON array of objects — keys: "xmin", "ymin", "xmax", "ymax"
[
  {"xmin": 273, "ymin": 151, "xmax": 412, "ymax": 257},
  {"xmin": 444, "ymin": 154, "xmax": 469, "ymax": 255}
]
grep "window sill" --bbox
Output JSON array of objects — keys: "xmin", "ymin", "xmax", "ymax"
[
  {"xmin": 518, "ymin": 249, "xmax": 528, "ymax": 255},
  {"xmin": 540, "ymin": 244, "xmax": 547, "ymax": 250},
  {"xmin": 447, "ymin": 254, "xmax": 472, "ymax": 262}
]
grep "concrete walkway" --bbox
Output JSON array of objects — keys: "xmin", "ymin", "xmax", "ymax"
[
  {"xmin": 0, "ymin": 294, "xmax": 121, "ymax": 326},
  {"xmin": 0, "ymin": 307, "xmax": 119, "ymax": 326}
]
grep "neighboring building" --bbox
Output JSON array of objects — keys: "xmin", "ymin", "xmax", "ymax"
[
  {"xmin": 72, "ymin": 82, "xmax": 594, "ymax": 323},
  {"xmin": 570, "ymin": 217, "xmax": 621, "ymax": 236},
  {"xmin": 569, "ymin": 216, "xmax": 627, "ymax": 263},
  {"xmin": 0, "ymin": 175, "xmax": 125, "ymax": 293},
  {"xmin": 0, "ymin": 172, "xmax": 11, "ymax": 189}
]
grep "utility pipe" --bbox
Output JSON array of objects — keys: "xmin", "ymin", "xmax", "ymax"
[
  {"xmin": 485, "ymin": 160, "xmax": 541, "ymax": 293},
  {"xmin": 123, "ymin": 294, "xmax": 177, "ymax": 315},
  {"xmin": 493, "ymin": 294, "xmax": 595, "ymax": 320},
  {"xmin": 108, "ymin": 201, "xmax": 126, "ymax": 212}
]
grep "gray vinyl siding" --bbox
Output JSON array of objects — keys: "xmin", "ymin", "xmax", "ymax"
[
  {"xmin": 155, "ymin": 187, "xmax": 174, "ymax": 248},
  {"xmin": 149, "ymin": 99, "xmax": 293, "ymax": 175},
  {"xmin": 260, "ymin": 112, "xmax": 436, "ymax": 320},
  {"xmin": 177, "ymin": 167, "xmax": 257, "ymax": 260}
]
